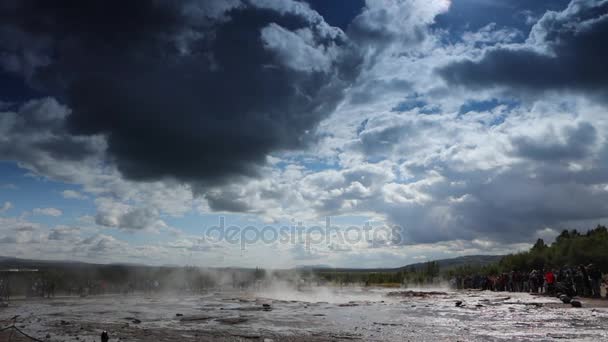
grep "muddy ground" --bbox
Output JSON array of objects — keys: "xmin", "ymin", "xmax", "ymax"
[{"xmin": 1, "ymin": 288, "xmax": 607, "ymax": 341}]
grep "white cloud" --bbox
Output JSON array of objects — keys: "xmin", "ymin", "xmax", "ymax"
[
  {"xmin": 94, "ymin": 197, "xmax": 169, "ymax": 232},
  {"xmin": 261, "ymin": 23, "xmax": 337, "ymax": 73},
  {"xmin": 61, "ymin": 190, "xmax": 86, "ymax": 200},
  {"xmin": 0, "ymin": 201, "xmax": 12, "ymax": 213},
  {"xmin": 33, "ymin": 207, "xmax": 62, "ymax": 217}
]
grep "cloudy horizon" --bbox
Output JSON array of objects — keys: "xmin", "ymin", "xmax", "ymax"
[{"xmin": 1, "ymin": 0, "xmax": 607, "ymax": 268}]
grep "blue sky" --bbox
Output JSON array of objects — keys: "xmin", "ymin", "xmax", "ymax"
[{"xmin": 1, "ymin": 0, "xmax": 607, "ymax": 268}]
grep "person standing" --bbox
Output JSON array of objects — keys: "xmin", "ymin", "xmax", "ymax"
[
  {"xmin": 588, "ymin": 264, "xmax": 602, "ymax": 298},
  {"xmin": 529, "ymin": 270, "xmax": 537, "ymax": 293},
  {"xmin": 581, "ymin": 265, "xmax": 591, "ymax": 297},
  {"xmin": 545, "ymin": 270, "xmax": 555, "ymax": 295}
]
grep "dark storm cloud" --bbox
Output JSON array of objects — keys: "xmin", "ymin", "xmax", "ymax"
[
  {"xmin": 0, "ymin": 0, "xmax": 363, "ymax": 184},
  {"xmin": 205, "ymin": 191, "xmax": 252, "ymax": 213},
  {"xmin": 510, "ymin": 122, "xmax": 598, "ymax": 162},
  {"xmin": 439, "ymin": 0, "xmax": 608, "ymax": 101},
  {"xmin": 0, "ymin": 98, "xmax": 101, "ymax": 165}
]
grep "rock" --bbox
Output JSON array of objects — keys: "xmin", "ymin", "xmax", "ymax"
[
  {"xmin": 131, "ymin": 319, "xmax": 142, "ymax": 324},
  {"xmin": 570, "ymin": 300, "xmax": 582, "ymax": 308},
  {"xmin": 226, "ymin": 306, "xmax": 263, "ymax": 311},
  {"xmin": 175, "ymin": 313, "xmax": 183, "ymax": 317},
  {"xmin": 231, "ymin": 333, "xmax": 261, "ymax": 339},
  {"xmin": 262, "ymin": 303, "xmax": 272, "ymax": 311},
  {"xmin": 387, "ymin": 290, "xmax": 448, "ymax": 297},
  {"xmin": 455, "ymin": 301, "xmax": 463, "ymax": 307},
  {"xmin": 180, "ymin": 315, "xmax": 213, "ymax": 322},
  {"xmin": 216, "ymin": 317, "xmax": 248, "ymax": 325},
  {"xmin": 46, "ymin": 334, "xmax": 51, "ymax": 339},
  {"xmin": 560, "ymin": 295, "xmax": 572, "ymax": 304}
]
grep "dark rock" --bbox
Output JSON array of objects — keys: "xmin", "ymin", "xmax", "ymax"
[
  {"xmin": 175, "ymin": 313, "xmax": 183, "ymax": 317},
  {"xmin": 560, "ymin": 295, "xmax": 572, "ymax": 304},
  {"xmin": 570, "ymin": 300, "xmax": 582, "ymax": 308},
  {"xmin": 216, "ymin": 317, "xmax": 248, "ymax": 325},
  {"xmin": 131, "ymin": 319, "xmax": 141, "ymax": 324},
  {"xmin": 387, "ymin": 290, "xmax": 448, "ymax": 297},
  {"xmin": 455, "ymin": 301, "xmax": 463, "ymax": 307},
  {"xmin": 180, "ymin": 315, "xmax": 213, "ymax": 322}
]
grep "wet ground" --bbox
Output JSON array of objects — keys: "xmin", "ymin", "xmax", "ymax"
[{"xmin": 1, "ymin": 288, "xmax": 608, "ymax": 341}]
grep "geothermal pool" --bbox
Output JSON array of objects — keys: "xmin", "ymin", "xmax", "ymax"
[{"xmin": 1, "ymin": 288, "xmax": 607, "ymax": 341}]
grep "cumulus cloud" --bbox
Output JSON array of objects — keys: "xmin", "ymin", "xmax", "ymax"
[
  {"xmin": 0, "ymin": 201, "xmax": 12, "ymax": 213},
  {"xmin": 439, "ymin": 0, "xmax": 608, "ymax": 101},
  {"xmin": 33, "ymin": 207, "xmax": 62, "ymax": 217},
  {"xmin": 2, "ymin": 0, "xmax": 608, "ymax": 267},
  {"xmin": 48, "ymin": 226, "xmax": 80, "ymax": 241},
  {"xmin": 0, "ymin": 0, "xmax": 362, "ymax": 185},
  {"xmin": 0, "ymin": 97, "xmax": 106, "ymax": 179},
  {"xmin": 61, "ymin": 190, "xmax": 86, "ymax": 200},
  {"xmin": 94, "ymin": 198, "xmax": 168, "ymax": 232},
  {"xmin": 510, "ymin": 121, "xmax": 598, "ymax": 162},
  {"xmin": 349, "ymin": 0, "xmax": 451, "ymax": 50}
]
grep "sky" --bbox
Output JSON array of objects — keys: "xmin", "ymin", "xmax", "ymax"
[{"xmin": 1, "ymin": 0, "xmax": 607, "ymax": 268}]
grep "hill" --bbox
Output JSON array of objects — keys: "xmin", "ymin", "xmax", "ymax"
[{"xmin": 400, "ymin": 255, "xmax": 503, "ymax": 272}]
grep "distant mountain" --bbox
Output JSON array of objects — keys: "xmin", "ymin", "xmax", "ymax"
[
  {"xmin": 0, "ymin": 256, "xmax": 90, "ymax": 270},
  {"xmin": 0, "ymin": 254, "xmax": 503, "ymax": 272},
  {"xmin": 296, "ymin": 264, "xmax": 332, "ymax": 270},
  {"xmin": 311, "ymin": 255, "xmax": 504, "ymax": 273},
  {"xmin": 398, "ymin": 255, "xmax": 503, "ymax": 271},
  {"xmin": 0, "ymin": 256, "xmax": 145, "ymax": 270}
]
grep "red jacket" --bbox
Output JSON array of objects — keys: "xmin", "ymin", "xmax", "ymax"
[{"xmin": 545, "ymin": 272, "xmax": 555, "ymax": 284}]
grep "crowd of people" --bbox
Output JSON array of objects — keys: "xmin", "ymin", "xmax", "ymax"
[
  {"xmin": 451, "ymin": 264, "xmax": 605, "ymax": 298},
  {"xmin": 27, "ymin": 278, "xmax": 56, "ymax": 298},
  {"xmin": 0, "ymin": 278, "xmax": 8, "ymax": 301}
]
